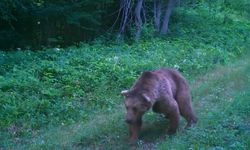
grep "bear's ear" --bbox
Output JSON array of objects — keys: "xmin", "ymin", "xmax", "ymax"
[
  {"xmin": 121, "ymin": 90, "xmax": 130, "ymax": 97},
  {"xmin": 142, "ymin": 93, "xmax": 151, "ymax": 103}
]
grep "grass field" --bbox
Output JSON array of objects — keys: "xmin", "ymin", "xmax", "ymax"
[
  {"xmin": 1, "ymin": 2, "xmax": 250, "ymax": 149},
  {"xmin": 1, "ymin": 53, "xmax": 249, "ymax": 150}
]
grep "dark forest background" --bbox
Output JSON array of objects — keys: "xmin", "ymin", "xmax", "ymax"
[{"xmin": 1, "ymin": 0, "xmax": 249, "ymax": 49}]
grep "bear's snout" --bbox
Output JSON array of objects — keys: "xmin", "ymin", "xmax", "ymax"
[{"xmin": 125, "ymin": 119, "xmax": 133, "ymax": 124}]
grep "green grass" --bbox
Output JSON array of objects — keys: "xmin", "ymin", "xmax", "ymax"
[
  {"xmin": 158, "ymin": 55, "xmax": 250, "ymax": 150},
  {"xmin": 1, "ymin": 2, "xmax": 250, "ymax": 149},
  {"xmin": 2, "ymin": 52, "xmax": 249, "ymax": 150}
]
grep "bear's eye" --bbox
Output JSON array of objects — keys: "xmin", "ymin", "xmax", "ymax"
[{"xmin": 132, "ymin": 107, "xmax": 137, "ymax": 112}]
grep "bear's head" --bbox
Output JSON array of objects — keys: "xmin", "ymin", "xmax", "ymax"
[{"xmin": 121, "ymin": 90, "xmax": 152, "ymax": 124}]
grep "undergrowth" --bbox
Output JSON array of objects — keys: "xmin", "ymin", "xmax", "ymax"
[{"xmin": 0, "ymin": 1, "xmax": 250, "ymax": 149}]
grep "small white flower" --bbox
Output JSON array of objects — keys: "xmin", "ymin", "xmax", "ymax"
[
  {"xmin": 113, "ymin": 56, "xmax": 119, "ymax": 63},
  {"xmin": 114, "ymin": 56, "xmax": 119, "ymax": 61},
  {"xmin": 40, "ymin": 140, "xmax": 45, "ymax": 144},
  {"xmin": 174, "ymin": 64, "xmax": 180, "ymax": 69}
]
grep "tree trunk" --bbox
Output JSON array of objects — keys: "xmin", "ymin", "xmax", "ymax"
[
  {"xmin": 118, "ymin": 0, "xmax": 132, "ymax": 38},
  {"xmin": 154, "ymin": 0, "xmax": 161, "ymax": 32},
  {"xmin": 176, "ymin": 0, "xmax": 181, "ymax": 7},
  {"xmin": 160, "ymin": 0, "xmax": 175, "ymax": 34},
  {"xmin": 135, "ymin": 0, "xmax": 143, "ymax": 41},
  {"xmin": 142, "ymin": 2, "xmax": 147, "ymax": 23}
]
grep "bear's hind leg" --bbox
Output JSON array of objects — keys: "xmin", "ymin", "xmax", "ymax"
[
  {"xmin": 167, "ymin": 100, "xmax": 180, "ymax": 134},
  {"xmin": 176, "ymin": 92, "xmax": 198, "ymax": 128}
]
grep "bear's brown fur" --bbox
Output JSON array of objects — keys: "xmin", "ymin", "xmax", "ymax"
[{"xmin": 121, "ymin": 68, "xmax": 198, "ymax": 142}]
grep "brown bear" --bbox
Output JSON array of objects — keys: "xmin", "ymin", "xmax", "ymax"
[{"xmin": 121, "ymin": 68, "xmax": 198, "ymax": 142}]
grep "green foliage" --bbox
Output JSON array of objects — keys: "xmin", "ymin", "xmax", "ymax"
[
  {"xmin": 158, "ymin": 57, "xmax": 250, "ymax": 150},
  {"xmin": 1, "ymin": 0, "xmax": 250, "ymax": 130},
  {"xmin": 1, "ymin": 50, "xmax": 249, "ymax": 150},
  {"xmin": 0, "ymin": 1, "xmax": 250, "ymax": 149}
]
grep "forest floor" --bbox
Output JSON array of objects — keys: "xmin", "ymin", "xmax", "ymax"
[{"xmin": 3, "ymin": 53, "xmax": 249, "ymax": 150}]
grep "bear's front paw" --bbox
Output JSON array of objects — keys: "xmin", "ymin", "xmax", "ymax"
[
  {"xmin": 167, "ymin": 128, "xmax": 177, "ymax": 135},
  {"xmin": 128, "ymin": 137, "xmax": 139, "ymax": 144}
]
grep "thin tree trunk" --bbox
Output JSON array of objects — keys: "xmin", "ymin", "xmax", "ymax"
[
  {"xmin": 135, "ymin": 0, "xmax": 143, "ymax": 41},
  {"xmin": 154, "ymin": 0, "xmax": 161, "ymax": 32},
  {"xmin": 142, "ymin": 2, "xmax": 147, "ymax": 23},
  {"xmin": 176, "ymin": 0, "xmax": 181, "ymax": 7},
  {"xmin": 160, "ymin": 0, "xmax": 175, "ymax": 34},
  {"xmin": 119, "ymin": 0, "xmax": 132, "ymax": 38}
]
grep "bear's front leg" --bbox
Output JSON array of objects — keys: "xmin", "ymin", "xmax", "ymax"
[
  {"xmin": 167, "ymin": 100, "xmax": 180, "ymax": 134},
  {"xmin": 128, "ymin": 119, "xmax": 142, "ymax": 143}
]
